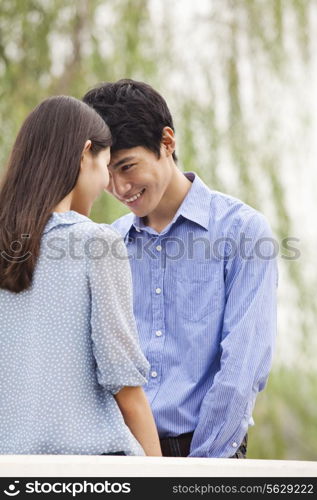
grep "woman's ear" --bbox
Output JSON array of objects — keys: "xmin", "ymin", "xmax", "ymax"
[
  {"xmin": 80, "ymin": 140, "xmax": 92, "ymax": 169},
  {"xmin": 161, "ymin": 127, "xmax": 176, "ymax": 157}
]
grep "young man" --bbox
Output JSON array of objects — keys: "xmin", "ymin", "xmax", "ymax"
[{"xmin": 83, "ymin": 80, "xmax": 277, "ymax": 458}]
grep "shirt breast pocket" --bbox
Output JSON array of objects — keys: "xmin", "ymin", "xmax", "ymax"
[{"xmin": 177, "ymin": 260, "xmax": 220, "ymax": 322}]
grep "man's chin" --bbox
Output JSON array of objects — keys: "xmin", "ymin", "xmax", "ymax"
[{"xmin": 129, "ymin": 207, "xmax": 148, "ymax": 218}]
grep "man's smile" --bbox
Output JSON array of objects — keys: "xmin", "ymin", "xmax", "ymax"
[{"xmin": 123, "ymin": 188, "xmax": 146, "ymax": 204}]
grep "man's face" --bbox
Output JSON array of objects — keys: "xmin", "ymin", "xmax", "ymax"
[{"xmin": 107, "ymin": 146, "xmax": 173, "ymax": 217}]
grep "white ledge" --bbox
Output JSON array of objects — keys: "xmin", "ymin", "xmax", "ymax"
[{"xmin": 0, "ymin": 456, "xmax": 316, "ymax": 477}]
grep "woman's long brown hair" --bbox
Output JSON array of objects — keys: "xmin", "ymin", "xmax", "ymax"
[{"xmin": 0, "ymin": 95, "xmax": 111, "ymax": 293}]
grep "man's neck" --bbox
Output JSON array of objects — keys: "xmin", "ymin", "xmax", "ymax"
[{"xmin": 143, "ymin": 169, "xmax": 192, "ymax": 233}]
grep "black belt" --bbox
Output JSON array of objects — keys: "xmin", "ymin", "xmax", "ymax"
[
  {"xmin": 159, "ymin": 432, "xmax": 248, "ymax": 458},
  {"xmin": 160, "ymin": 432, "xmax": 193, "ymax": 457}
]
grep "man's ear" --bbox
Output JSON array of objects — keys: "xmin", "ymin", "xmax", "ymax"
[
  {"xmin": 80, "ymin": 140, "xmax": 92, "ymax": 169},
  {"xmin": 161, "ymin": 127, "xmax": 176, "ymax": 156}
]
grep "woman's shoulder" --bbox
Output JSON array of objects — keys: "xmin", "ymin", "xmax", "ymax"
[
  {"xmin": 42, "ymin": 212, "xmax": 125, "ymax": 263},
  {"xmin": 82, "ymin": 221, "xmax": 123, "ymax": 245},
  {"xmin": 44, "ymin": 211, "xmax": 122, "ymax": 242},
  {"xmin": 83, "ymin": 223, "xmax": 126, "ymax": 263}
]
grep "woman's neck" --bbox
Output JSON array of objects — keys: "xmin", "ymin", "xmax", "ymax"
[{"xmin": 53, "ymin": 192, "xmax": 73, "ymax": 213}]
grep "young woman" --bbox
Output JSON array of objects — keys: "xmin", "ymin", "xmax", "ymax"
[{"xmin": 0, "ymin": 96, "xmax": 161, "ymax": 456}]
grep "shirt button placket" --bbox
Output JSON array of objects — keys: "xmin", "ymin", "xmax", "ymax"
[{"xmin": 149, "ymin": 238, "xmax": 164, "ymax": 388}]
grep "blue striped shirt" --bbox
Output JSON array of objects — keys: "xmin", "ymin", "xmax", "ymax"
[{"xmin": 112, "ymin": 172, "xmax": 278, "ymax": 458}]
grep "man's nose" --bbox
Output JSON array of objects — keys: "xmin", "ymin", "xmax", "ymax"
[{"xmin": 111, "ymin": 176, "xmax": 132, "ymax": 198}]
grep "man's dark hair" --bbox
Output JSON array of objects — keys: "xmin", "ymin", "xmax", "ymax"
[{"xmin": 83, "ymin": 79, "xmax": 177, "ymax": 161}]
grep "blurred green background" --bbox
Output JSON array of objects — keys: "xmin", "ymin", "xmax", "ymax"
[{"xmin": 1, "ymin": 0, "xmax": 316, "ymax": 460}]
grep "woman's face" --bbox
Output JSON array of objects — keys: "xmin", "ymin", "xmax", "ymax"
[
  {"xmin": 72, "ymin": 146, "xmax": 111, "ymax": 215},
  {"xmin": 89, "ymin": 147, "xmax": 111, "ymax": 194}
]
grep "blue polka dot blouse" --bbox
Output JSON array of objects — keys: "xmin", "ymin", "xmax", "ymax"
[{"xmin": 0, "ymin": 211, "xmax": 149, "ymax": 455}]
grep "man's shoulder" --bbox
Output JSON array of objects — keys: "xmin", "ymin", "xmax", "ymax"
[
  {"xmin": 203, "ymin": 187, "xmax": 273, "ymax": 242},
  {"xmin": 209, "ymin": 189, "xmax": 269, "ymax": 233},
  {"xmin": 111, "ymin": 212, "xmax": 134, "ymax": 238}
]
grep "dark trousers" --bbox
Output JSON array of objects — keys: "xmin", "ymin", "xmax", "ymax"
[{"xmin": 160, "ymin": 432, "xmax": 248, "ymax": 458}]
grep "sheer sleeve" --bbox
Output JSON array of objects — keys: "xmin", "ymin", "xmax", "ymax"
[{"xmin": 86, "ymin": 225, "xmax": 149, "ymax": 395}]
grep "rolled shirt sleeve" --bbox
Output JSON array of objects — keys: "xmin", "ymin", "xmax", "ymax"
[
  {"xmin": 189, "ymin": 213, "xmax": 278, "ymax": 457},
  {"xmin": 86, "ymin": 225, "xmax": 149, "ymax": 395}
]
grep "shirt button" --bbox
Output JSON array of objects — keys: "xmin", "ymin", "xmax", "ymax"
[
  {"xmin": 232, "ymin": 442, "xmax": 238, "ymax": 448},
  {"xmin": 151, "ymin": 371, "xmax": 158, "ymax": 378},
  {"xmin": 155, "ymin": 287, "xmax": 161, "ymax": 294},
  {"xmin": 135, "ymin": 227, "xmax": 141, "ymax": 233},
  {"xmin": 156, "ymin": 245, "xmax": 162, "ymax": 251},
  {"xmin": 155, "ymin": 330, "xmax": 162, "ymax": 337}
]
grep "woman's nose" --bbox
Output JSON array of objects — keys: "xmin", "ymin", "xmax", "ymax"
[{"xmin": 104, "ymin": 171, "xmax": 113, "ymax": 192}]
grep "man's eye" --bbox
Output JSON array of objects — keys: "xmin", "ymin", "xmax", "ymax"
[{"xmin": 121, "ymin": 164, "xmax": 134, "ymax": 172}]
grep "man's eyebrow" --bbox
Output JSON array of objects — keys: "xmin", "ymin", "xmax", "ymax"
[{"xmin": 111, "ymin": 156, "xmax": 136, "ymax": 169}]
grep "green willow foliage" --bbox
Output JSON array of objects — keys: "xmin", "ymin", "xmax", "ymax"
[{"xmin": 0, "ymin": 0, "xmax": 316, "ymax": 459}]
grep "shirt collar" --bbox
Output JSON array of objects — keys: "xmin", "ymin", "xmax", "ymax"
[
  {"xmin": 129, "ymin": 172, "xmax": 212, "ymax": 235},
  {"xmin": 43, "ymin": 210, "xmax": 91, "ymax": 234},
  {"xmin": 171, "ymin": 172, "xmax": 212, "ymax": 230}
]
